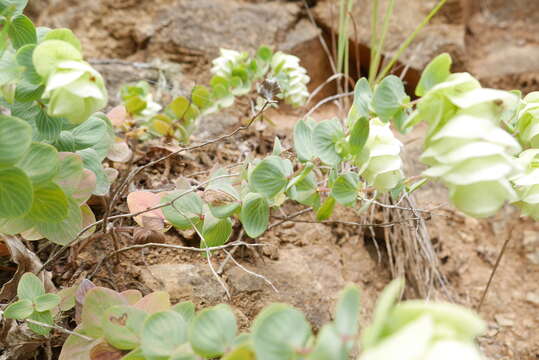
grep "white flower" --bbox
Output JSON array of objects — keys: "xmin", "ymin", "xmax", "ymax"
[
  {"xmin": 359, "ymin": 118, "xmax": 403, "ymax": 191},
  {"xmin": 511, "ymin": 149, "xmax": 539, "ymax": 220},
  {"xmin": 270, "ymin": 51, "xmax": 310, "ymax": 107}
]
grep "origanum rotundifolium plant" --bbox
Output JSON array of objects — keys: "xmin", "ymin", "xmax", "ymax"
[
  {"xmin": 112, "ymin": 46, "xmax": 310, "ymax": 144},
  {"xmin": 2, "ymin": 273, "xmax": 486, "ymax": 360},
  {"xmin": 0, "ymin": 1, "xmax": 116, "ymax": 245}
]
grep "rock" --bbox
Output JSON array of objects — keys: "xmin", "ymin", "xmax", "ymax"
[
  {"xmin": 226, "ymin": 266, "xmax": 267, "ymax": 293},
  {"xmin": 139, "ymin": 263, "xmax": 226, "ymax": 304},
  {"xmin": 526, "ymin": 251, "xmax": 539, "ymax": 265},
  {"xmin": 525, "ymin": 292, "xmax": 539, "ymax": 306},
  {"xmin": 494, "ymin": 314, "xmax": 514, "ymax": 327},
  {"xmin": 522, "ymin": 230, "xmax": 539, "ymax": 250}
]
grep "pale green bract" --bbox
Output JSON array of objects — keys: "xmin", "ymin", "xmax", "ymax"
[
  {"xmin": 410, "ymin": 56, "xmax": 522, "ymax": 218},
  {"xmin": 515, "ymin": 91, "xmax": 539, "ymax": 148},
  {"xmin": 359, "ymin": 279, "xmax": 485, "ymax": 360},
  {"xmin": 511, "ymin": 149, "xmax": 539, "ymax": 220},
  {"xmin": 33, "ymin": 41, "xmax": 107, "ymax": 124},
  {"xmin": 210, "ymin": 48, "xmax": 249, "ymax": 78},
  {"xmin": 270, "ymin": 51, "xmax": 310, "ymax": 107},
  {"xmin": 359, "ymin": 118, "xmax": 403, "ymax": 192}
]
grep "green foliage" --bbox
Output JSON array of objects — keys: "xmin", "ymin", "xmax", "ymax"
[
  {"xmin": 3, "ymin": 273, "xmax": 59, "ymax": 335},
  {"xmin": 115, "ymin": 46, "xmax": 310, "ymax": 144},
  {"xmin": 0, "ymin": 7, "xmax": 112, "ymax": 245}
]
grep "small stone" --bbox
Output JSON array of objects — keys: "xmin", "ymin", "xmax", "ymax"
[
  {"xmin": 525, "ymin": 292, "xmax": 539, "ymax": 305},
  {"xmin": 523, "ymin": 230, "xmax": 539, "ymax": 249},
  {"xmin": 526, "ymin": 251, "xmax": 539, "ymax": 265},
  {"xmin": 494, "ymin": 314, "xmax": 514, "ymax": 327}
]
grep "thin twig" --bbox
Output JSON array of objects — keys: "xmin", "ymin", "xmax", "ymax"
[
  {"xmin": 223, "ymin": 248, "xmax": 279, "ymax": 293},
  {"xmin": 303, "ymin": 91, "xmax": 354, "ymax": 119},
  {"xmin": 477, "ymin": 225, "xmax": 514, "ymax": 312}
]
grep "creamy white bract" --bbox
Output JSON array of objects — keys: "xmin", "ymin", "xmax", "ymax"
[
  {"xmin": 359, "ymin": 118, "xmax": 404, "ymax": 192},
  {"xmin": 270, "ymin": 51, "xmax": 310, "ymax": 107},
  {"xmin": 210, "ymin": 48, "xmax": 249, "ymax": 78},
  {"xmin": 33, "ymin": 39, "xmax": 107, "ymax": 125},
  {"xmin": 411, "ymin": 72, "xmax": 522, "ymax": 218},
  {"xmin": 511, "ymin": 149, "xmax": 539, "ymax": 220}
]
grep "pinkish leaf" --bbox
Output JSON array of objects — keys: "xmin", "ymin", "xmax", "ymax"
[
  {"xmin": 120, "ymin": 289, "xmax": 143, "ymax": 305},
  {"xmin": 132, "ymin": 291, "xmax": 170, "ymax": 314},
  {"xmin": 72, "ymin": 169, "xmax": 97, "ymax": 205},
  {"xmin": 107, "ymin": 140, "xmax": 132, "ymax": 163},
  {"xmin": 107, "ymin": 105, "xmax": 130, "ymax": 128},
  {"xmin": 80, "ymin": 205, "xmax": 96, "ymax": 239},
  {"xmin": 126, "ymin": 191, "xmax": 165, "ymax": 227},
  {"xmin": 81, "ymin": 287, "xmax": 128, "ymax": 338}
]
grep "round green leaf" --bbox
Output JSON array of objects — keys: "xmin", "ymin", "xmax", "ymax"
[
  {"xmin": 4, "ymin": 299, "xmax": 33, "ymax": 320},
  {"xmin": 192, "ymin": 85, "xmax": 212, "ymax": 111},
  {"xmin": 0, "ymin": 167, "xmax": 33, "ymax": 218},
  {"xmin": 34, "ymin": 293, "xmax": 60, "ymax": 312},
  {"xmin": 308, "ymin": 324, "xmax": 347, "ymax": 360},
  {"xmin": 34, "ymin": 195, "xmax": 82, "ymax": 245},
  {"xmin": 335, "ymin": 284, "xmax": 361, "ymax": 338},
  {"xmin": 28, "ymin": 310, "xmax": 53, "ymax": 336},
  {"xmin": 250, "ymin": 156, "xmax": 288, "ymax": 198},
  {"xmin": 352, "ymin": 78, "xmax": 372, "ymax": 119},
  {"xmin": 16, "ymin": 142, "xmax": 59, "ymax": 184},
  {"xmin": 189, "ymin": 304, "xmax": 237, "ymax": 358},
  {"xmin": 252, "ymin": 304, "xmax": 312, "ymax": 360},
  {"xmin": 141, "ymin": 311, "xmax": 188, "ymax": 358},
  {"xmin": 415, "ymin": 53, "xmax": 452, "ymax": 97},
  {"xmin": 17, "ymin": 272, "xmax": 45, "ymax": 301},
  {"xmin": 54, "ymin": 152, "xmax": 84, "ymax": 195},
  {"xmin": 161, "ymin": 190, "xmax": 204, "ymax": 230},
  {"xmin": 0, "ymin": 115, "xmax": 32, "ymax": 166},
  {"xmin": 312, "ymin": 119, "xmax": 344, "ymax": 166},
  {"xmin": 372, "ymin": 75, "xmax": 410, "ymax": 122},
  {"xmin": 8, "ymin": 15, "xmax": 37, "ymax": 49},
  {"xmin": 16, "ymin": 44, "xmax": 42, "ymax": 85},
  {"xmin": 27, "ymin": 182, "xmax": 68, "ymax": 222},
  {"xmin": 201, "ymin": 211, "xmax": 232, "ymax": 248},
  {"xmin": 102, "ymin": 305, "xmax": 148, "ymax": 350},
  {"xmin": 81, "ymin": 287, "xmax": 128, "ymax": 338},
  {"xmin": 293, "ymin": 119, "xmax": 315, "ymax": 162},
  {"xmin": 349, "ymin": 117, "xmax": 369, "ymax": 156},
  {"xmin": 171, "ymin": 301, "xmax": 196, "ymax": 324},
  {"xmin": 330, "ymin": 173, "xmax": 359, "ymax": 206},
  {"xmin": 239, "ymin": 193, "xmax": 269, "ymax": 238}
]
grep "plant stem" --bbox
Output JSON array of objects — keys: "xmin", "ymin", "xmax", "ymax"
[
  {"xmin": 369, "ymin": 0, "xmax": 396, "ymax": 86},
  {"xmin": 375, "ymin": 0, "xmax": 447, "ymax": 83},
  {"xmin": 368, "ymin": 0, "xmax": 380, "ymax": 84}
]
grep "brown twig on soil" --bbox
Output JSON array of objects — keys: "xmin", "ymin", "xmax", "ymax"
[
  {"xmin": 477, "ymin": 224, "xmax": 514, "ymax": 312},
  {"xmin": 39, "ymin": 100, "xmax": 273, "ymax": 274}
]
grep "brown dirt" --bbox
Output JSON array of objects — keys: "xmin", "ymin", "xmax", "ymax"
[{"xmin": 21, "ymin": 0, "xmax": 539, "ymax": 358}]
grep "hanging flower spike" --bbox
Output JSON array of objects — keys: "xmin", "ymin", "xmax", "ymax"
[
  {"xmin": 410, "ymin": 54, "xmax": 523, "ymax": 218},
  {"xmin": 511, "ymin": 149, "xmax": 539, "ymax": 220},
  {"xmin": 270, "ymin": 51, "xmax": 310, "ymax": 107},
  {"xmin": 359, "ymin": 118, "xmax": 404, "ymax": 192},
  {"xmin": 515, "ymin": 91, "xmax": 539, "ymax": 149}
]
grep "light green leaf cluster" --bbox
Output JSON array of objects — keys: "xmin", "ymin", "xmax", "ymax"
[
  {"xmin": 53, "ymin": 275, "xmax": 487, "ymax": 360},
  {"xmin": 4, "ymin": 272, "xmax": 59, "ymax": 336},
  {"xmin": 409, "ymin": 54, "xmax": 522, "ymax": 218},
  {"xmin": 270, "ymin": 51, "xmax": 310, "ymax": 107},
  {"xmin": 33, "ymin": 32, "xmax": 107, "ymax": 124},
  {"xmin": 511, "ymin": 149, "xmax": 539, "ymax": 220},
  {"xmin": 359, "ymin": 118, "xmax": 404, "ymax": 192},
  {"xmin": 211, "ymin": 48, "xmax": 250, "ymax": 79},
  {"xmin": 359, "ymin": 279, "xmax": 485, "ymax": 360},
  {"xmin": 515, "ymin": 91, "xmax": 539, "ymax": 148}
]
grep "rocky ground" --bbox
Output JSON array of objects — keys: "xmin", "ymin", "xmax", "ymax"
[{"xmin": 21, "ymin": 0, "xmax": 539, "ymax": 358}]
